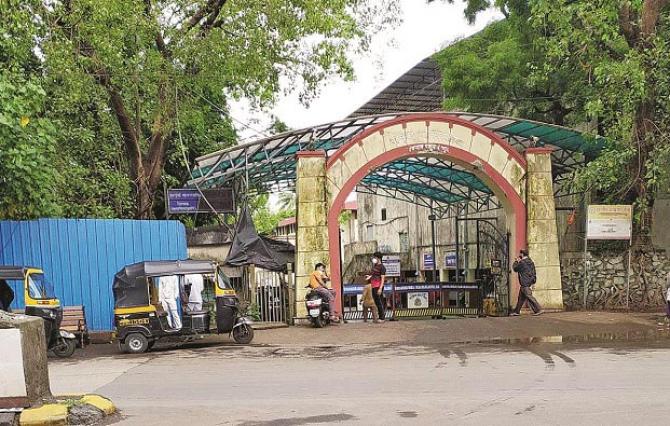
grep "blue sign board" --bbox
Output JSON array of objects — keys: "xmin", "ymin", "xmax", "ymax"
[
  {"xmin": 422, "ymin": 253, "xmax": 435, "ymax": 270},
  {"xmin": 168, "ymin": 189, "xmax": 200, "ymax": 213},
  {"xmin": 343, "ymin": 282, "xmax": 479, "ymax": 295},
  {"xmin": 168, "ymin": 188, "xmax": 234, "ymax": 214},
  {"xmin": 445, "ymin": 252, "xmax": 457, "ymax": 267}
]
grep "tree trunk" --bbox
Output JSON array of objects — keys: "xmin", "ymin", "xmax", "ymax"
[{"xmin": 630, "ymin": 99, "xmax": 656, "ymax": 246}]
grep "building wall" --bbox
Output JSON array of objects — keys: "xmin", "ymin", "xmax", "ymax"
[
  {"xmin": 562, "ymin": 250, "xmax": 669, "ymax": 310},
  {"xmin": 354, "ymin": 193, "xmax": 507, "ymax": 279},
  {"xmin": 273, "ymin": 223, "xmax": 297, "ymax": 246}
]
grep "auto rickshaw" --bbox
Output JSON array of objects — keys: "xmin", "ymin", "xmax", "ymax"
[
  {"xmin": 112, "ymin": 260, "xmax": 254, "ymax": 353},
  {"xmin": 0, "ymin": 266, "xmax": 77, "ymax": 357}
]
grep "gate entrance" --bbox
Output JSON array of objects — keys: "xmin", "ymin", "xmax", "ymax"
[
  {"xmin": 455, "ymin": 217, "xmax": 511, "ymax": 316},
  {"xmin": 190, "ymin": 112, "xmax": 603, "ymax": 320},
  {"xmin": 254, "ymin": 268, "xmax": 289, "ymax": 324}
]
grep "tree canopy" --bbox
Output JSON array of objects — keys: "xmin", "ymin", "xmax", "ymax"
[
  {"xmin": 437, "ymin": 0, "xmax": 670, "ymax": 239},
  {"xmin": 0, "ymin": 0, "xmax": 399, "ymax": 221}
]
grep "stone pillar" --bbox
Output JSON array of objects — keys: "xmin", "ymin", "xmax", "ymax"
[
  {"xmin": 0, "ymin": 312, "xmax": 52, "ymax": 408},
  {"xmin": 295, "ymin": 151, "xmax": 330, "ymax": 318},
  {"xmin": 525, "ymin": 148, "xmax": 564, "ymax": 310}
]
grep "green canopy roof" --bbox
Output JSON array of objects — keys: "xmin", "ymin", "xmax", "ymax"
[{"xmin": 190, "ymin": 112, "xmax": 604, "ymax": 217}]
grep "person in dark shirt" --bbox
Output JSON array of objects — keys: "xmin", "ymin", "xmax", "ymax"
[
  {"xmin": 510, "ymin": 249, "xmax": 543, "ymax": 316},
  {"xmin": 365, "ymin": 252, "xmax": 386, "ymax": 321},
  {"xmin": 0, "ymin": 279, "xmax": 14, "ymax": 312}
]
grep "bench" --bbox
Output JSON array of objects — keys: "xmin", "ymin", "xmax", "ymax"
[{"xmin": 61, "ymin": 305, "xmax": 89, "ymax": 347}]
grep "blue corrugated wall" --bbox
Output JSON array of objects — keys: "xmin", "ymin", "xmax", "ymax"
[{"xmin": 0, "ymin": 219, "xmax": 187, "ymax": 331}]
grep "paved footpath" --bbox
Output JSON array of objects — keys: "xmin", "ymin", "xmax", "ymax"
[{"xmin": 48, "ymin": 312, "xmax": 670, "ymax": 425}]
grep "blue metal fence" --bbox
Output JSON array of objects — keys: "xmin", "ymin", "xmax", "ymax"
[{"xmin": 0, "ymin": 219, "xmax": 187, "ymax": 330}]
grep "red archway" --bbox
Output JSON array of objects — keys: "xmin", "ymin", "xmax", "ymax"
[{"xmin": 325, "ymin": 114, "xmax": 528, "ymax": 317}]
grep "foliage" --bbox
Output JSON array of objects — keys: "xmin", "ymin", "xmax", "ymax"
[
  {"xmin": 439, "ymin": 0, "xmax": 670, "ymax": 239},
  {"xmin": 0, "ymin": 0, "xmax": 61, "ymax": 219},
  {"xmin": 248, "ymin": 193, "xmax": 294, "ymax": 236},
  {"xmin": 0, "ymin": 77, "xmax": 62, "ymax": 219},
  {"xmin": 42, "ymin": 0, "xmax": 395, "ymax": 218},
  {"xmin": 0, "ymin": 0, "xmax": 400, "ymax": 220},
  {"xmin": 434, "ymin": 5, "xmax": 575, "ymax": 125},
  {"xmin": 530, "ymin": 0, "xmax": 670, "ymax": 236},
  {"xmin": 338, "ymin": 210, "xmax": 354, "ymax": 225}
]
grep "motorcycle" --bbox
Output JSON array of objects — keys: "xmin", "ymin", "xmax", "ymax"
[
  {"xmin": 305, "ymin": 289, "xmax": 331, "ymax": 328},
  {"xmin": 28, "ymin": 305, "xmax": 77, "ymax": 358}
]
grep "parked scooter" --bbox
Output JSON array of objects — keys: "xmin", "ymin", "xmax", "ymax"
[
  {"xmin": 38, "ymin": 306, "xmax": 77, "ymax": 358},
  {"xmin": 305, "ymin": 289, "xmax": 331, "ymax": 328}
]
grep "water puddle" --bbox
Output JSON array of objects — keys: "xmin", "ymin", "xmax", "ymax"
[{"xmin": 476, "ymin": 329, "xmax": 670, "ymax": 346}]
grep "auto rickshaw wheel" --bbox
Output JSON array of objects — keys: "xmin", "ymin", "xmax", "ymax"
[
  {"xmin": 53, "ymin": 338, "xmax": 76, "ymax": 358},
  {"xmin": 232, "ymin": 324, "xmax": 254, "ymax": 344},
  {"xmin": 123, "ymin": 333, "xmax": 149, "ymax": 354}
]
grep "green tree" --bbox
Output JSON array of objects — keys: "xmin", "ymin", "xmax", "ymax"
[
  {"xmin": 248, "ymin": 193, "xmax": 294, "ymax": 236},
  {"xmin": 530, "ymin": 0, "xmax": 670, "ymax": 239},
  {"xmin": 439, "ymin": 0, "xmax": 670, "ymax": 239},
  {"xmin": 39, "ymin": 0, "xmax": 398, "ymax": 219},
  {"xmin": 0, "ymin": 0, "xmax": 61, "ymax": 219},
  {"xmin": 434, "ymin": 2, "xmax": 574, "ymax": 124}
]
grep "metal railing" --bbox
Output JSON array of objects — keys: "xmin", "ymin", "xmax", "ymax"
[
  {"xmin": 341, "ymin": 281, "xmax": 484, "ymax": 320},
  {"xmin": 255, "ymin": 268, "xmax": 289, "ymax": 324}
]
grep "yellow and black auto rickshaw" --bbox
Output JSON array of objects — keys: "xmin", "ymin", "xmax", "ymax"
[
  {"xmin": 112, "ymin": 260, "xmax": 254, "ymax": 353},
  {"xmin": 0, "ymin": 266, "xmax": 77, "ymax": 357}
]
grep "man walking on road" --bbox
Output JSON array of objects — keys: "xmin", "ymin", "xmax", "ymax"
[{"xmin": 510, "ymin": 249, "xmax": 543, "ymax": 316}]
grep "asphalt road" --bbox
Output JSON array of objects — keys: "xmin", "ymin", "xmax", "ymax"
[{"xmin": 48, "ymin": 318, "xmax": 670, "ymax": 426}]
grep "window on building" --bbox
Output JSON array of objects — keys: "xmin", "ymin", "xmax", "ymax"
[
  {"xmin": 366, "ymin": 225, "xmax": 374, "ymax": 241},
  {"xmin": 399, "ymin": 232, "xmax": 409, "ymax": 253},
  {"xmin": 381, "ymin": 208, "xmax": 387, "ymax": 221}
]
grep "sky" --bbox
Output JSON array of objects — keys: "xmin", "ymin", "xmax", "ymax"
[
  {"xmin": 230, "ymin": 0, "xmax": 500, "ymax": 139},
  {"xmin": 228, "ymin": 0, "xmax": 501, "ymax": 209}
]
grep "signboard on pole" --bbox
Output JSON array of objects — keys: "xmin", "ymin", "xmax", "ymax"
[
  {"xmin": 586, "ymin": 205, "xmax": 633, "ymax": 240},
  {"xmin": 445, "ymin": 252, "xmax": 457, "ymax": 268},
  {"xmin": 381, "ymin": 255, "xmax": 401, "ymax": 277},
  {"xmin": 167, "ymin": 188, "xmax": 235, "ymax": 214},
  {"xmin": 422, "ymin": 253, "xmax": 435, "ymax": 270}
]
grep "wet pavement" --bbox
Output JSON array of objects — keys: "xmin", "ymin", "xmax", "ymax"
[{"xmin": 47, "ymin": 312, "xmax": 670, "ymax": 425}]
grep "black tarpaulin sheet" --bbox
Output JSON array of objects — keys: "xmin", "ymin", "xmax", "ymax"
[{"xmin": 225, "ymin": 207, "xmax": 292, "ymax": 272}]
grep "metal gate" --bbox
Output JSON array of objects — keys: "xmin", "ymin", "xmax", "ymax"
[
  {"xmin": 455, "ymin": 217, "xmax": 511, "ymax": 316},
  {"xmin": 255, "ymin": 268, "xmax": 289, "ymax": 323}
]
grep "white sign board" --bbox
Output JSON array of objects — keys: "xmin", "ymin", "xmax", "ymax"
[
  {"xmin": 382, "ymin": 255, "xmax": 401, "ymax": 277},
  {"xmin": 587, "ymin": 205, "xmax": 633, "ymax": 240},
  {"xmin": 407, "ymin": 292, "xmax": 429, "ymax": 309},
  {"xmin": 0, "ymin": 329, "xmax": 27, "ymax": 399}
]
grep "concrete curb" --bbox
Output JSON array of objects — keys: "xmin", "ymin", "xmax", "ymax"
[
  {"xmin": 80, "ymin": 395, "xmax": 115, "ymax": 416},
  {"xmin": 19, "ymin": 404, "xmax": 67, "ymax": 426},
  {"xmin": 18, "ymin": 394, "xmax": 116, "ymax": 426}
]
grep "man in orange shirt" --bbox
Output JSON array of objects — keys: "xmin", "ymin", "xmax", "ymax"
[{"xmin": 309, "ymin": 263, "xmax": 335, "ymax": 318}]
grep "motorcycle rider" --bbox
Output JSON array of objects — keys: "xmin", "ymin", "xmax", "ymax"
[{"xmin": 309, "ymin": 263, "xmax": 336, "ymax": 319}]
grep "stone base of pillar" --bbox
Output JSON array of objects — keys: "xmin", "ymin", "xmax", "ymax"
[
  {"xmin": 0, "ymin": 312, "xmax": 52, "ymax": 408},
  {"xmin": 533, "ymin": 288, "xmax": 565, "ymax": 311}
]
